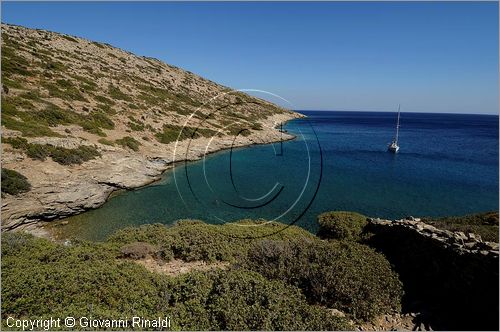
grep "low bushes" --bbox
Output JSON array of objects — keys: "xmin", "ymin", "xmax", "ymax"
[
  {"xmin": 98, "ymin": 138, "xmax": 114, "ymax": 146},
  {"xmin": 1, "ymin": 233, "xmax": 161, "ymax": 321},
  {"xmin": 119, "ymin": 242, "xmax": 158, "ymax": 259},
  {"xmin": 1, "ymin": 95, "xmax": 115, "ymax": 137},
  {"xmin": 317, "ymin": 211, "xmax": 368, "ymax": 241},
  {"xmin": 1, "ymin": 99, "xmax": 60, "ymax": 137},
  {"xmin": 1, "ymin": 168, "xmax": 31, "ymax": 195},
  {"xmin": 1, "ymin": 232, "xmax": 348, "ymax": 331},
  {"xmin": 1, "ymin": 212, "xmax": 405, "ymax": 328},
  {"xmin": 108, "ymin": 220, "xmax": 403, "ymax": 321},
  {"xmin": 4, "ymin": 137, "xmax": 101, "ymax": 165},
  {"xmin": 3, "ymin": 137, "xmax": 29, "ymax": 150},
  {"xmin": 166, "ymin": 269, "xmax": 348, "ymax": 330},
  {"xmin": 107, "ymin": 220, "xmax": 316, "ymax": 263},
  {"xmin": 26, "ymin": 143, "xmax": 53, "ymax": 160},
  {"xmin": 94, "ymin": 95, "xmax": 115, "ymax": 106},
  {"xmin": 108, "ymin": 84, "xmax": 132, "ymax": 102},
  {"xmin": 127, "ymin": 117, "xmax": 145, "ymax": 131},
  {"xmin": 115, "ymin": 136, "xmax": 141, "ymax": 151},
  {"xmin": 49, "ymin": 145, "xmax": 101, "ymax": 165},
  {"xmin": 243, "ymin": 239, "xmax": 403, "ymax": 320},
  {"xmin": 251, "ymin": 122, "xmax": 263, "ymax": 130},
  {"xmin": 155, "ymin": 124, "xmax": 217, "ymax": 144},
  {"xmin": 44, "ymin": 81, "xmax": 87, "ymax": 102},
  {"xmin": 2, "ymin": 42, "xmax": 31, "ymax": 78}
]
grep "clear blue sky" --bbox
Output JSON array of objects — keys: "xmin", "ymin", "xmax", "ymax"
[{"xmin": 2, "ymin": 1, "xmax": 498, "ymax": 114}]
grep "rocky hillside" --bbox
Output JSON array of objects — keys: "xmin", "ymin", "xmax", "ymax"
[{"xmin": 0, "ymin": 24, "xmax": 302, "ymax": 233}]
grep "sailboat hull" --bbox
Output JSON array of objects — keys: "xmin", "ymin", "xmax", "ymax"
[
  {"xmin": 388, "ymin": 145, "xmax": 400, "ymax": 153},
  {"xmin": 388, "ymin": 141, "xmax": 400, "ymax": 153}
]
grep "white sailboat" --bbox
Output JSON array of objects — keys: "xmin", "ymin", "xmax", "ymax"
[{"xmin": 388, "ymin": 105, "xmax": 401, "ymax": 153}]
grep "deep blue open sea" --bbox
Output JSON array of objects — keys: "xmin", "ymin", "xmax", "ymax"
[{"xmin": 57, "ymin": 111, "xmax": 499, "ymax": 241}]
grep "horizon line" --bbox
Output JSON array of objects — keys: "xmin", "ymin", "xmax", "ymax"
[{"xmin": 295, "ymin": 109, "xmax": 499, "ymax": 116}]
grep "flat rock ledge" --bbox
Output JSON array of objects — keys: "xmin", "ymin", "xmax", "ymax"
[{"xmin": 368, "ymin": 217, "xmax": 499, "ymax": 259}]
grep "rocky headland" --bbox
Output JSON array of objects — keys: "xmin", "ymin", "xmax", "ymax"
[{"xmin": 1, "ymin": 23, "xmax": 302, "ymax": 233}]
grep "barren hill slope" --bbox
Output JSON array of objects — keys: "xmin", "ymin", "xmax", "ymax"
[{"xmin": 0, "ymin": 24, "xmax": 301, "ymax": 233}]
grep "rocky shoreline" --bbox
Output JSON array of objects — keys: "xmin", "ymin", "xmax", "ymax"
[
  {"xmin": 368, "ymin": 216, "xmax": 499, "ymax": 258},
  {"xmin": 1, "ymin": 23, "xmax": 307, "ymax": 237},
  {"xmin": 2, "ymin": 112, "xmax": 303, "ymax": 237}
]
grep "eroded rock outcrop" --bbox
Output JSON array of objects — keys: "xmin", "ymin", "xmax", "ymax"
[
  {"xmin": 369, "ymin": 217, "xmax": 499, "ymax": 258},
  {"xmin": 366, "ymin": 217, "xmax": 499, "ymax": 330}
]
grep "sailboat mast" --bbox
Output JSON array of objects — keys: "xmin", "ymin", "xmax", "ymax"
[
  {"xmin": 396, "ymin": 104, "xmax": 401, "ymax": 144},
  {"xmin": 395, "ymin": 104, "xmax": 400, "ymax": 144}
]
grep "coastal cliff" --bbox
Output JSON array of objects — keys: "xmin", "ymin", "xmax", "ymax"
[
  {"xmin": 0, "ymin": 24, "xmax": 302, "ymax": 232},
  {"xmin": 365, "ymin": 216, "xmax": 499, "ymax": 330}
]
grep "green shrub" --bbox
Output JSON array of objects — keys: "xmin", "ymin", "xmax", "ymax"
[
  {"xmin": 0, "ymin": 115, "xmax": 60, "ymax": 137},
  {"xmin": 108, "ymin": 85, "xmax": 132, "ymax": 102},
  {"xmin": 2, "ymin": 77, "xmax": 24, "ymax": 89},
  {"xmin": 61, "ymin": 35, "xmax": 78, "ymax": 43},
  {"xmin": 1, "ymin": 233, "xmax": 161, "ymax": 321},
  {"xmin": 1, "ymin": 44, "xmax": 31, "ymax": 77},
  {"xmin": 3, "ymin": 137, "xmax": 29, "ymax": 150},
  {"xmin": 127, "ymin": 121, "xmax": 144, "ymax": 131},
  {"xmin": 107, "ymin": 220, "xmax": 316, "ymax": 263},
  {"xmin": 49, "ymin": 145, "xmax": 101, "ymax": 165},
  {"xmin": 228, "ymin": 126, "xmax": 251, "ymax": 137},
  {"xmin": 317, "ymin": 211, "xmax": 368, "ymax": 241},
  {"xmin": 72, "ymin": 74, "xmax": 97, "ymax": 92},
  {"xmin": 155, "ymin": 124, "xmax": 216, "ymax": 144},
  {"xmin": 33, "ymin": 104, "xmax": 74, "ymax": 127},
  {"xmin": 98, "ymin": 138, "xmax": 114, "ymax": 146},
  {"xmin": 1, "ymin": 168, "xmax": 31, "ymax": 195},
  {"xmin": 95, "ymin": 95, "xmax": 116, "ymax": 106},
  {"xmin": 2, "ymin": 95, "xmax": 113, "ymax": 138},
  {"xmin": 92, "ymin": 41, "xmax": 105, "ymax": 49},
  {"xmin": 115, "ymin": 136, "xmax": 141, "ymax": 151},
  {"xmin": 81, "ymin": 122, "xmax": 106, "ymax": 137},
  {"xmin": 44, "ymin": 60, "xmax": 67, "ymax": 72},
  {"xmin": 26, "ymin": 143, "xmax": 52, "ymax": 160},
  {"xmin": 165, "ymin": 269, "xmax": 349, "ymax": 331},
  {"xmin": 18, "ymin": 90, "xmax": 42, "ymax": 101},
  {"xmin": 88, "ymin": 111, "xmax": 115, "ymax": 130},
  {"xmin": 136, "ymin": 84, "xmax": 202, "ymax": 108},
  {"xmin": 7, "ymin": 139, "xmax": 101, "ymax": 165},
  {"xmin": 1, "ymin": 98, "xmax": 60, "ymax": 137},
  {"xmin": 1, "ymin": 232, "xmax": 348, "ymax": 331},
  {"xmin": 119, "ymin": 242, "xmax": 158, "ymax": 259},
  {"xmin": 44, "ymin": 81, "xmax": 87, "ymax": 102},
  {"xmin": 243, "ymin": 239, "xmax": 403, "ymax": 320},
  {"xmin": 96, "ymin": 103, "xmax": 116, "ymax": 115},
  {"xmin": 251, "ymin": 122, "xmax": 263, "ymax": 130}
]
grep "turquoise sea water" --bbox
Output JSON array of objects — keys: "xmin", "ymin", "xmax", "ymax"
[{"xmin": 57, "ymin": 111, "xmax": 499, "ymax": 241}]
